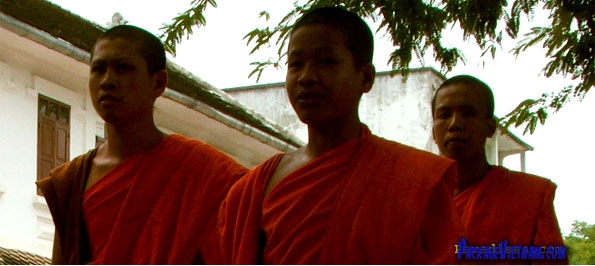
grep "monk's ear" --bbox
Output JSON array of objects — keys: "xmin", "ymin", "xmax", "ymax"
[
  {"xmin": 360, "ymin": 63, "xmax": 375, "ymax": 94},
  {"xmin": 152, "ymin": 69, "xmax": 168, "ymax": 98},
  {"xmin": 487, "ymin": 116, "xmax": 497, "ymax": 138}
]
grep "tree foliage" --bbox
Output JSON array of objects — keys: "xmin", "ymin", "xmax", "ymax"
[
  {"xmin": 500, "ymin": 0, "xmax": 594, "ymax": 135},
  {"xmin": 160, "ymin": 0, "xmax": 217, "ymax": 56},
  {"xmin": 564, "ymin": 221, "xmax": 595, "ymax": 264},
  {"xmin": 160, "ymin": 0, "xmax": 594, "ymax": 134}
]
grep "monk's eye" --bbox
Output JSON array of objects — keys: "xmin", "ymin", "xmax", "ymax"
[
  {"xmin": 319, "ymin": 58, "xmax": 337, "ymax": 66},
  {"xmin": 90, "ymin": 63, "xmax": 106, "ymax": 74},
  {"xmin": 436, "ymin": 111, "xmax": 451, "ymax": 119},
  {"xmin": 115, "ymin": 63, "xmax": 134, "ymax": 73},
  {"xmin": 288, "ymin": 60, "xmax": 303, "ymax": 69},
  {"xmin": 462, "ymin": 109, "xmax": 479, "ymax": 118}
]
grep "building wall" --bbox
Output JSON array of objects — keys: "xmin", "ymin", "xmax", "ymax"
[
  {"xmin": 359, "ymin": 70, "xmax": 441, "ymax": 153},
  {"xmin": 486, "ymin": 132, "xmax": 498, "ymax": 165},
  {"xmin": 227, "ymin": 69, "xmax": 500, "ymax": 161},
  {"xmin": 0, "ymin": 60, "xmax": 102, "ymax": 257},
  {"xmin": 228, "ymin": 71, "xmax": 444, "ymax": 150},
  {"xmin": 228, "ymin": 83, "xmax": 308, "ymax": 142}
]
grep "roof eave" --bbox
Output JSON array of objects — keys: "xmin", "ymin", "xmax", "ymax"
[{"xmin": 0, "ymin": 0, "xmax": 303, "ymax": 149}]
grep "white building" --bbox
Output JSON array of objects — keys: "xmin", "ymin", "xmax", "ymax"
[
  {"xmin": 0, "ymin": 0, "xmax": 301, "ymax": 259},
  {"xmin": 225, "ymin": 68, "xmax": 533, "ymax": 170}
]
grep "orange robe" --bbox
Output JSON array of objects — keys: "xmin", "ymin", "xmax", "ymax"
[
  {"xmin": 455, "ymin": 166, "xmax": 567, "ymax": 264},
  {"xmin": 38, "ymin": 134, "xmax": 247, "ymax": 264},
  {"xmin": 219, "ymin": 126, "xmax": 465, "ymax": 264}
]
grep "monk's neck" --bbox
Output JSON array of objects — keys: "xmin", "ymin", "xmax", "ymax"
[
  {"xmin": 455, "ymin": 158, "xmax": 493, "ymax": 195},
  {"xmin": 104, "ymin": 122, "xmax": 165, "ymax": 160},
  {"xmin": 306, "ymin": 122, "xmax": 362, "ymax": 157}
]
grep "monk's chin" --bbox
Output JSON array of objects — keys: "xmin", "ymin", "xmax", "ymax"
[{"xmin": 443, "ymin": 150, "xmax": 471, "ymax": 162}]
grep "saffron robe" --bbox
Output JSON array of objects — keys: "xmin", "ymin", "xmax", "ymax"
[
  {"xmin": 455, "ymin": 166, "xmax": 567, "ymax": 264},
  {"xmin": 219, "ymin": 126, "xmax": 465, "ymax": 264},
  {"xmin": 37, "ymin": 134, "xmax": 247, "ymax": 264}
]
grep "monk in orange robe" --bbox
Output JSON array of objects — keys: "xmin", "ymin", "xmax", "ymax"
[
  {"xmin": 432, "ymin": 75, "xmax": 567, "ymax": 264},
  {"xmin": 37, "ymin": 25, "xmax": 247, "ymax": 264},
  {"xmin": 218, "ymin": 7, "xmax": 465, "ymax": 264}
]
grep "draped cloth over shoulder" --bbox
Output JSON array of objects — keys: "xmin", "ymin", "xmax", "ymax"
[
  {"xmin": 37, "ymin": 149, "xmax": 96, "ymax": 264},
  {"xmin": 455, "ymin": 166, "xmax": 568, "ymax": 264},
  {"xmin": 219, "ymin": 126, "xmax": 464, "ymax": 264},
  {"xmin": 37, "ymin": 134, "xmax": 247, "ymax": 264}
]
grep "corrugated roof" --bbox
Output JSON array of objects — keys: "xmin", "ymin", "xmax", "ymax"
[{"xmin": 0, "ymin": 247, "xmax": 50, "ymax": 265}]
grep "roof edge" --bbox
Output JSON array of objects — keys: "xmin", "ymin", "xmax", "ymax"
[
  {"xmin": 0, "ymin": 0, "xmax": 303, "ymax": 149},
  {"xmin": 497, "ymin": 123, "xmax": 534, "ymax": 151},
  {"xmin": 223, "ymin": 66, "xmax": 446, "ymax": 92},
  {"xmin": 375, "ymin": 66, "xmax": 446, "ymax": 79}
]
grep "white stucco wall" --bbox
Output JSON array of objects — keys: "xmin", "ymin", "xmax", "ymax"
[
  {"xmin": 485, "ymin": 133, "xmax": 498, "ymax": 165},
  {"xmin": 359, "ymin": 70, "xmax": 442, "ymax": 153},
  {"xmin": 229, "ymin": 84, "xmax": 309, "ymax": 142},
  {"xmin": 226, "ymin": 69, "xmax": 445, "ymax": 154},
  {"xmin": 0, "ymin": 60, "xmax": 101, "ymax": 258},
  {"xmin": 227, "ymin": 69, "xmax": 507, "ymax": 162}
]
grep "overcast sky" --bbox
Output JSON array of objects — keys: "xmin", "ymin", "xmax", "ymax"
[{"xmin": 47, "ymin": 0, "xmax": 594, "ymax": 235}]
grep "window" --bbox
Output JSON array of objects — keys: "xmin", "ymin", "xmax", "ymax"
[{"xmin": 37, "ymin": 95, "xmax": 70, "ymax": 194}]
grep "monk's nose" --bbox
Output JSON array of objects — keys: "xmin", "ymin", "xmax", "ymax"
[
  {"xmin": 100, "ymin": 67, "xmax": 118, "ymax": 90},
  {"xmin": 297, "ymin": 63, "xmax": 319, "ymax": 87},
  {"xmin": 448, "ymin": 113, "xmax": 464, "ymax": 131}
]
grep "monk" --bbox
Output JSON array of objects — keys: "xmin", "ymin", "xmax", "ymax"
[
  {"xmin": 432, "ymin": 75, "xmax": 568, "ymax": 264},
  {"xmin": 36, "ymin": 25, "xmax": 247, "ymax": 264},
  {"xmin": 218, "ymin": 7, "xmax": 465, "ymax": 264}
]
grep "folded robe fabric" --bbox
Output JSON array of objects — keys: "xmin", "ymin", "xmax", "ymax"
[
  {"xmin": 219, "ymin": 126, "xmax": 465, "ymax": 264},
  {"xmin": 37, "ymin": 134, "xmax": 247, "ymax": 264},
  {"xmin": 455, "ymin": 166, "xmax": 568, "ymax": 264}
]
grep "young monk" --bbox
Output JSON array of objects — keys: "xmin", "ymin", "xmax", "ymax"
[
  {"xmin": 36, "ymin": 25, "xmax": 247, "ymax": 264},
  {"xmin": 432, "ymin": 75, "xmax": 568, "ymax": 264},
  {"xmin": 218, "ymin": 6, "xmax": 465, "ymax": 264}
]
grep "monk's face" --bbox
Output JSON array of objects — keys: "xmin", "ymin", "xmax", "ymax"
[
  {"xmin": 432, "ymin": 84, "xmax": 496, "ymax": 162},
  {"xmin": 285, "ymin": 24, "xmax": 374, "ymax": 127},
  {"xmin": 89, "ymin": 37, "xmax": 166, "ymax": 125}
]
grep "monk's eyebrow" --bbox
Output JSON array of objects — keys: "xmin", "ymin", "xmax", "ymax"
[
  {"xmin": 435, "ymin": 106, "xmax": 451, "ymax": 113},
  {"xmin": 436, "ymin": 103, "xmax": 479, "ymax": 110},
  {"xmin": 90, "ymin": 57, "xmax": 106, "ymax": 65},
  {"xmin": 287, "ymin": 50, "xmax": 303, "ymax": 58},
  {"xmin": 460, "ymin": 104, "xmax": 481, "ymax": 112},
  {"xmin": 313, "ymin": 47, "xmax": 340, "ymax": 58},
  {"xmin": 288, "ymin": 46, "xmax": 337, "ymax": 57}
]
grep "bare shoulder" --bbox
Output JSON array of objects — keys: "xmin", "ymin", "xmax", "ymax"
[
  {"xmin": 264, "ymin": 147, "xmax": 310, "ymax": 196},
  {"xmin": 85, "ymin": 144, "xmax": 120, "ymax": 191}
]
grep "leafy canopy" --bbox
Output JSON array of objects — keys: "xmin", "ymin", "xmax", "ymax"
[
  {"xmin": 564, "ymin": 221, "xmax": 595, "ymax": 264},
  {"xmin": 160, "ymin": 0, "xmax": 594, "ymax": 134}
]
